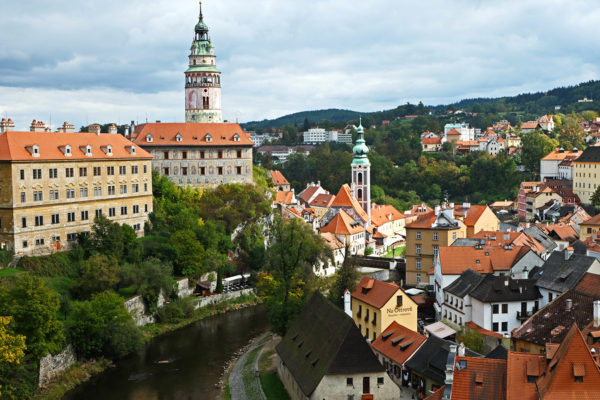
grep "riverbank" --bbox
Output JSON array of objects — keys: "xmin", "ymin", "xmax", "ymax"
[{"xmin": 40, "ymin": 292, "xmax": 261, "ymax": 399}]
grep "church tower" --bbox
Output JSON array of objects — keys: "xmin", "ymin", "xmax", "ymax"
[
  {"xmin": 351, "ymin": 120, "xmax": 371, "ymax": 219},
  {"xmin": 185, "ymin": 2, "xmax": 223, "ymax": 123}
]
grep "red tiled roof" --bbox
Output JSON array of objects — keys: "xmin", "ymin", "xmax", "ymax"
[
  {"xmin": 450, "ymin": 356, "xmax": 506, "ymax": 400},
  {"xmin": 422, "ymin": 137, "xmax": 442, "ymax": 144},
  {"xmin": 539, "ymin": 223, "xmax": 578, "ymax": 243},
  {"xmin": 574, "ymin": 273, "xmax": 600, "ymax": 298},
  {"xmin": 541, "ymin": 149, "xmax": 581, "ymax": 161},
  {"xmin": 521, "ymin": 121, "xmax": 540, "ymax": 130},
  {"xmin": 320, "ymin": 232, "xmax": 344, "ymax": 250},
  {"xmin": 506, "ymin": 351, "xmax": 546, "ymax": 400},
  {"xmin": 309, "ymin": 193, "xmax": 335, "ymax": 208},
  {"xmin": 298, "ymin": 185, "xmax": 321, "ymax": 204},
  {"xmin": 0, "ymin": 131, "xmax": 151, "ymax": 161},
  {"xmin": 132, "ymin": 122, "xmax": 253, "ymax": 146},
  {"xmin": 274, "ymin": 190, "xmax": 295, "ymax": 205},
  {"xmin": 370, "ymin": 321, "xmax": 426, "ymax": 366},
  {"xmin": 330, "ymin": 184, "xmax": 369, "ymax": 223},
  {"xmin": 405, "ymin": 211, "xmax": 437, "ymax": 229},
  {"xmin": 581, "ymin": 213, "xmax": 600, "ymax": 226},
  {"xmin": 351, "ymin": 276, "xmax": 402, "ymax": 309},
  {"xmin": 424, "ymin": 386, "xmax": 444, "ymax": 400},
  {"xmin": 453, "ymin": 205, "xmax": 491, "ymax": 227},
  {"xmin": 371, "ymin": 204, "xmax": 405, "ymax": 227},
  {"xmin": 472, "ymin": 231, "xmax": 545, "ymax": 256},
  {"xmin": 320, "ymin": 210, "xmax": 364, "ymax": 236},
  {"xmin": 447, "ymin": 128, "xmax": 462, "ymax": 136},
  {"xmin": 465, "ymin": 322, "xmax": 503, "ymax": 339},
  {"xmin": 438, "ymin": 245, "xmax": 530, "ymax": 275},
  {"xmin": 269, "ymin": 170, "xmax": 289, "ymax": 186}
]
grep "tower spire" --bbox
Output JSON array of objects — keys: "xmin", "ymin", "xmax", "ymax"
[{"xmin": 199, "ymin": 1, "xmax": 203, "ymax": 20}]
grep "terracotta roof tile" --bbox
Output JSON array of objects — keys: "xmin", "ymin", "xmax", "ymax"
[
  {"xmin": 320, "ymin": 210, "xmax": 364, "ymax": 236},
  {"xmin": 406, "ymin": 211, "xmax": 437, "ymax": 229},
  {"xmin": 298, "ymin": 185, "xmax": 322, "ymax": 204},
  {"xmin": 269, "ymin": 170, "xmax": 289, "ymax": 186},
  {"xmin": 370, "ymin": 321, "xmax": 426, "ymax": 366},
  {"xmin": 541, "ymin": 149, "xmax": 582, "ymax": 161},
  {"xmin": 453, "ymin": 205, "xmax": 491, "ymax": 227},
  {"xmin": 438, "ymin": 245, "xmax": 530, "ymax": 275},
  {"xmin": 450, "ymin": 356, "xmax": 506, "ymax": 400},
  {"xmin": 274, "ymin": 190, "xmax": 295, "ymax": 205},
  {"xmin": 309, "ymin": 193, "xmax": 335, "ymax": 208},
  {"xmin": 330, "ymin": 184, "xmax": 369, "ymax": 223},
  {"xmin": 132, "ymin": 122, "xmax": 253, "ymax": 146},
  {"xmin": 0, "ymin": 131, "xmax": 151, "ymax": 161},
  {"xmin": 351, "ymin": 276, "xmax": 401, "ymax": 309},
  {"xmin": 506, "ymin": 351, "xmax": 546, "ymax": 400},
  {"xmin": 422, "ymin": 137, "xmax": 442, "ymax": 144},
  {"xmin": 320, "ymin": 232, "xmax": 344, "ymax": 250},
  {"xmin": 371, "ymin": 204, "xmax": 405, "ymax": 227}
]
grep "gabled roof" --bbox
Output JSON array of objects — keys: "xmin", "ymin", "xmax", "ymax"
[
  {"xmin": 132, "ymin": 122, "xmax": 253, "ymax": 146},
  {"xmin": 536, "ymin": 324, "xmax": 600, "ymax": 399},
  {"xmin": 351, "ymin": 276, "xmax": 403, "ymax": 309},
  {"xmin": 539, "ymin": 223, "xmax": 578, "ymax": 243},
  {"xmin": 276, "ymin": 292, "xmax": 384, "ymax": 397},
  {"xmin": 309, "ymin": 193, "xmax": 335, "ymax": 208},
  {"xmin": 438, "ymin": 245, "xmax": 531, "ymax": 275},
  {"xmin": 541, "ymin": 149, "xmax": 581, "ymax": 161},
  {"xmin": 523, "ymin": 225, "xmax": 558, "ymax": 252},
  {"xmin": 371, "ymin": 204, "xmax": 405, "ymax": 227},
  {"xmin": 450, "ymin": 356, "xmax": 507, "ymax": 400},
  {"xmin": 298, "ymin": 184, "xmax": 323, "ymax": 204},
  {"xmin": 269, "ymin": 170, "xmax": 289, "ymax": 186},
  {"xmin": 274, "ymin": 190, "xmax": 295, "ymax": 205},
  {"xmin": 406, "ymin": 211, "xmax": 437, "ymax": 229},
  {"xmin": 506, "ymin": 351, "xmax": 546, "ymax": 400},
  {"xmin": 469, "ymin": 276, "xmax": 541, "ymax": 303},
  {"xmin": 422, "ymin": 137, "xmax": 442, "ymax": 144},
  {"xmin": 444, "ymin": 269, "xmax": 485, "ymax": 298},
  {"xmin": 320, "ymin": 210, "xmax": 364, "ymax": 236},
  {"xmin": 370, "ymin": 321, "xmax": 426, "ymax": 366},
  {"xmin": 447, "ymin": 128, "xmax": 462, "ymax": 136},
  {"xmin": 330, "ymin": 184, "xmax": 369, "ymax": 223},
  {"xmin": 471, "ymin": 230, "xmax": 546, "ymax": 256},
  {"xmin": 0, "ymin": 131, "xmax": 151, "ymax": 161},
  {"xmin": 533, "ymin": 250, "xmax": 597, "ymax": 293},
  {"xmin": 320, "ymin": 232, "xmax": 344, "ymax": 250},
  {"xmin": 573, "ymin": 146, "xmax": 600, "ymax": 163},
  {"xmin": 581, "ymin": 213, "xmax": 600, "ymax": 226},
  {"xmin": 521, "ymin": 121, "xmax": 540, "ymax": 130}
]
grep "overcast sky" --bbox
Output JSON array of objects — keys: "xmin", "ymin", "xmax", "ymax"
[{"xmin": 1, "ymin": 0, "xmax": 599, "ymax": 130}]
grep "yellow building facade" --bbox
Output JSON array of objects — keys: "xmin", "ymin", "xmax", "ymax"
[
  {"xmin": 0, "ymin": 131, "xmax": 153, "ymax": 255},
  {"xmin": 405, "ymin": 210, "xmax": 466, "ymax": 286},
  {"xmin": 351, "ymin": 277, "xmax": 418, "ymax": 341},
  {"xmin": 573, "ymin": 147, "xmax": 600, "ymax": 205}
]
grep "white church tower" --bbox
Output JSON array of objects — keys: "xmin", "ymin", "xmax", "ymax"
[
  {"xmin": 351, "ymin": 120, "xmax": 371, "ymax": 220},
  {"xmin": 185, "ymin": 2, "xmax": 223, "ymax": 123}
]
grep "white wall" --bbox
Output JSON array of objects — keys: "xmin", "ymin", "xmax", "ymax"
[
  {"xmin": 312, "ymin": 373, "xmax": 401, "ymax": 400},
  {"xmin": 472, "ymin": 298, "xmax": 540, "ymax": 335}
]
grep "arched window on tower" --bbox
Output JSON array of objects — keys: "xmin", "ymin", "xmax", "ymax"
[
  {"xmin": 357, "ymin": 189, "xmax": 363, "ymax": 201},
  {"xmin": 358, "ymin": 172, "xmax": 363, "ymax": 185},
  {"xmin": 203, "ymin": 96, "xmax": 209, "ymax": 110}
]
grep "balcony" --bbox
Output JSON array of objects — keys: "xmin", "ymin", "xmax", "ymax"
[{"xmin": 517, "ymin": 309, "xmax": 536, "ymax": 321}]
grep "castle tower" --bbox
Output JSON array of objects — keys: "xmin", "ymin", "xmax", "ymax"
[
  {"xmin": 351, "ymin": 120, "xmax": 371, "ymax": 219},
  {"xmin": 185, "ymin": 1, "xmax": 223, "ymax": 123}
]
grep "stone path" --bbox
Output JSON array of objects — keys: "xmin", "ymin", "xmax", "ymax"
[{"xmin": 229, "ymin": 333, "xmax": 269, "ymax": 400}]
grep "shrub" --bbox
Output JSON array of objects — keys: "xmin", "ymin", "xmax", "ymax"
[{"xmin": 155, "ymin": 299, "xmax": 195, "ymax": 324}]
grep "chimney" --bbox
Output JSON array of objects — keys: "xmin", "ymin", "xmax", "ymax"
[
  {"xmin": 124, "ymin": 126, "xmax": 130, "ymax": 137},
  {"xmin": 0, "ymin": 117, "xmax": 15, "ymax": 133},
  {"xmin": 88, "ymin": 124, "xmax": 101, "ymax": 135},
  {"xmin": 108, "ymin": 124, "xmax": 118, "ymax": 134},
  {"xmin": 343, "ymin": 289, "xmax": 352, "ymax": 318},
  {"xmin": 435, "ymin": 206, "xmax": 441, "ymax": 216},
  {"xmin": 504, "ymin": 233, "xmax": 510, "ymax": 241},
  {"xmin": 458, "ymin": 342, "xmax": 466, "ymax": 357},
  {"xmin": 566, "ymin": 298, "xmax": 573, "ymax": 312},
  {"xmin": 565, "ymin": 247, "xmax": 574, "ymax": 260},
  {"xmin": 30, "ymin": 119, "xmax": 47, "ymax": 132},
  {"xmin": 443, "ymin": 345, "xmax": 457, "ymax": 400},
  {"xmin": 449, "ymin": 203, "xmax": 455, "ymax": 209},
  {"xmin": 594, "ymin": 300, "xmax": 600, "ymax": 328},
  {"xmin": 462, "ymin": 202, "xmax": 471, "ymax": 209}
]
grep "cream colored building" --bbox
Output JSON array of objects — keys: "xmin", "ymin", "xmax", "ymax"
[
  {"xmin": 132, "ymin": 123, "xmax": 253, "ymax": 189},
  {"xmin": 351, "ymin": 277, "xmax": 418, "ymax": 341},
  {"xmin": 574, "ymin": 146, "xmax": 600, "ymax": 205},
  {"xmin": 0, "ymin": 130, "xmax": 153, "ymax": 255}
]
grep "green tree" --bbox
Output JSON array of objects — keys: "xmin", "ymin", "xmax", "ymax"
[
  {"xmin": 591, "ymin": 185, "xmax": 600, "ymax": 211},
  {"xmin": 521, "ymin": 131, "xmax": 559, "ymax": 172},
  {"xmin": 558, "ymin": 116, "xmax": 585, "ymax": 150},
  {"xmin": 120, "ymin": 258, "xmax": 173, "ymax": 313},
  {"xmin": 67, "ymin": 291, "xmax": 142, "ymax": 358},
  {"xmin": 169, "ymin": 230, "xmax": 206, "ymax": 277},
  {"xmin": 75, "ymin": 253, "xmax": 120, "ymax": 299},
  {"xmin": 0, "ymin": 317, "xmax": 25, "ymax": 365},
  {"xmin": 328, "ymin": 250, "xmax": 360, "ymax": 308},
  {"xmin": 88, "ymin": 214, "xmax": 124, "ymax": 258},
  {"xmin": 257, "ymin": 217, "xmax": 331, "ymax": 335},
  {"xmin": 0, "ymin": 275, "xmax": 64, "ymax": 359}
]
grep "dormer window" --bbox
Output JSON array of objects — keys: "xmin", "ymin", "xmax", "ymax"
[
  {"xmin": 146, "ymin": 134, "xmax": 153, "ymax": 143},
  {"xmin": 233, "ymin": 134, "xmax": 240, "ymax": 142},
  {"xmin": 175, "ymin": 133, "xmax": 183, "ymax": 142},
  {"xmin": 86, "ymin": 145, "xmax": 92, "ymax": 156},
  {"xmin": 25, "ymin": 144, "xmax": 40, "ymax": 157},
  {"xmin": 205, "ymin": 133, "xmax": 212, "ymax": 143},
  {"xmin": 58, "ymin": 145, "xmax": 72, "ymax": 157},
  {"xmin": 101, "ymin": 145, "xmax": 113, "ymax": 156},
  {"xmin": 125, "ymin": 145, "xmax": 136, "ymax": 155}
]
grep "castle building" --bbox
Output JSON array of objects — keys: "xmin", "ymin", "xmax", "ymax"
[
  {"xmin": 185, "ymin": 2, "xmax": 222, "ymax": 123},
  {"xmin": 0, "ymin": 130, "xmax": 153, "ymax": 255}
]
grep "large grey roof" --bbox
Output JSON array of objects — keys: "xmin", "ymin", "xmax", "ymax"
[
  {"xmin": 522, "ymin": 225, "xmax": 557, "ymax": 252},
  {"xmin": 574, "ymin": 146, "xmax": 600, "ymax": 163},
  {"xmin": 444, "ymin": 269, "xmax": 485, "ymax": 298},
  {"xmin": 276, "ymin": 292, "xmax": 384, "ymax": 397},
  {"xmin": 469, "ymin": 275, "xmax": 541, "ymax": 302},
  {"xmin": 534, "ymin": 250, "xmax": 597, "ymax": 293}
]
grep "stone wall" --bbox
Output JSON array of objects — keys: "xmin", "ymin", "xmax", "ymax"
[
  {"xmin": 124, "ymin": 295, "xmax": 156, "ymax": 327},
  {"xmin": 38, "ymin": 345, "xmax": 76, "ymax": 388},
  {"xmin": 192, "ymin": 289, "xmax": 254, "ymax": 309}
]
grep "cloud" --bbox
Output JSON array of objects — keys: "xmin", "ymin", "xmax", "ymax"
[{"xmin": 1, "ymin": 0, "xmax": 599, "ymax": 128}]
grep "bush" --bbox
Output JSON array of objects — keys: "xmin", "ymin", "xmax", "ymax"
[
  {"xmin": 155, "ymin": 299, "xmax": 195, "ymax": 324},
  {"xmin": 0, "ymin": 249, "xmax": 14, "ymax": 268},
  {"xmin": 18, "ymin": 251, "xmax": 79, "ymax": 277}
]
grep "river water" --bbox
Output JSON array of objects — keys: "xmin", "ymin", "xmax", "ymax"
[{"xmin": 64, "ymin": 305, "xmax": 269, "ymax": 400}]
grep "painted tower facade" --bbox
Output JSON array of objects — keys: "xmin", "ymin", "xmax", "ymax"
[
  {"xmin": 185, "ymin": 2, "xmax": 223, "ymax": 123},
  {"xmin": 351, "ymin": 121, "xmax": 371, "ymax": 219}
]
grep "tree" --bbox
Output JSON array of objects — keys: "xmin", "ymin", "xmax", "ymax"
[
  {"xmin": 328, "ymin": 249, "xmax": 360, "ymax": 308},
  {"xmin": 0, "ymin": 317, "xmax": 25, "ymax": 365},
  {"xmin": 215, "ymin": 268, "xmax": 224, "ymax": 293},
  {"xmin": 0, "ymin": 275, "xmax": 64, "ymax": 359},
  {"xmin": 67, "ymin": 291, "xmax": 142, "ymax": 358},
  {"xmin": 120, "ymin": 258, "xmax": 174, "ymax": 313},
  {"xmin": 558, "ymin": 116, "xmax": 585, "ymax": 150},
  {"xmin": 521, "ymin": 131, "xmax": 559, "ymax": 173},
  {"xmin": 88, "ymin": 214, "xmax": 124, "ymax": 258},
  {"xmin": 591, "ymin": 185, "xmax": 600, "ymax": 211},
  {"xmin": 257, "ymin": 217, "xmax": 331, "ymax": 335},
  {"xmin": 169, "ymin": 230, "xmax": 206, "ymax": 277},
  {"xmin": 75, "ymin": 253, "xmax": 120, "ymax": 299}
]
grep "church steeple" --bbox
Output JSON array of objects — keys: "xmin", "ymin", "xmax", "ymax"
[
  {"xmin": 351, "ymin": 119, "xmax": 371, "ymax": 220},
  {"xmin": 185, "ymin": 1, "xmax": 223, "ymax": 123}
]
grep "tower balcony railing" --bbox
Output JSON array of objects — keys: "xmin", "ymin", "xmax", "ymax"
[{"xmin": 186, "ymin": 82, "xmax": 221, "ymax": 88}]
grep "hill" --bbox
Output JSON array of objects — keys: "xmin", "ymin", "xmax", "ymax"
[
  {"xmin": 242, "ymin": 109, "xmax": 360, "ymax": 131},
  {"xmin": 242, "ymin": 80, "xmax": 600, "ymax": 130}
]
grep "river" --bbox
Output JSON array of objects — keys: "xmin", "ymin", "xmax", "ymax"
[{"xmin": 64, "ymin": 305, "xmax": 269, "ymax": 400}]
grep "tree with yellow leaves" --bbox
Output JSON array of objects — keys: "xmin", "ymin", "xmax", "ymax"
[{"xmin": 0, "ymin": 316, "xmax": 26, "ymax": 397}]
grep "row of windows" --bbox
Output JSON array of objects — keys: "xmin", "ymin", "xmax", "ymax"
[
  {"xmin": 20, "ymin": 165, "xmax": 147, "ymax": 180},
  {"xmin": 20, "ymin": 204, "xmax": 148, "ymax": 228},
  {"xmin": 161, "ymin": 150, "xmax": 243, "ymax": 160},
  {"xmin": 492, "ymin": 303, "xmax": 509, "ymax": 314},
  {"xmin": 415, "ymin": 231, "xmax": 458, "ymax": 241},
  {"xmin": 443, "ymin": 309, "xmax": 463, "ymax": 325},
  {"xmin": 21, "ymin": 184, "xmax": 147, "ymax": 202},
  {"xmin": 163, "ymin": 166, "xmax": 244, "ymax": 176},
  {"xmin": 21, "ymin": 223, "xmax": 142, "ymax": 249},
  {"xmin": 492, "ymin": 322, "xmax": 508, "ymax": 332}
]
